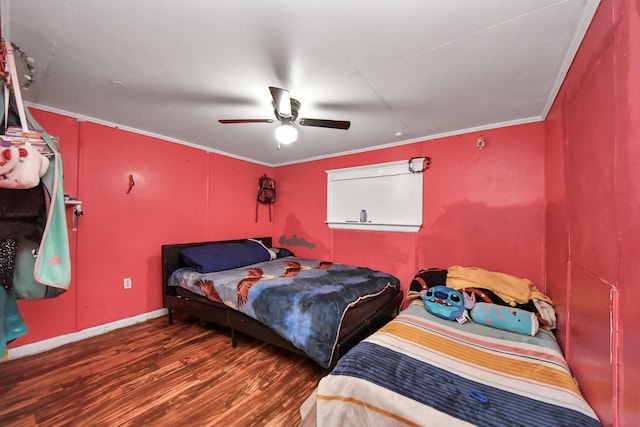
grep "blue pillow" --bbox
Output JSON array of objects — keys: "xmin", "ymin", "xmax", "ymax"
[{"xmin": 180, "ymin": 240, "xmax": 272, "ymax": 273}]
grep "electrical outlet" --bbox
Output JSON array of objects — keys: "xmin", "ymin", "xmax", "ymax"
[{"xmin": 123, "ymin": 277, "xmax": 132, "ymax": 289}]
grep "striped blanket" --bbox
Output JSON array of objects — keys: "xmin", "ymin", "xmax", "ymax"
[{"xmin": 305, "ymin": 300, "xmax": 602, "ymax": 427}]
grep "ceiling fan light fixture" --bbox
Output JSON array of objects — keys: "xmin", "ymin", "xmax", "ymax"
[{"xmin": 275, "ymin": 123, "xmax": 298, "ymax": 145}]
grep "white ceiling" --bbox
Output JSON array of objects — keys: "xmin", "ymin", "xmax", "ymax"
[{"xmin": 2, "ymin": 0, "xmax": 600, "ymax": 166}]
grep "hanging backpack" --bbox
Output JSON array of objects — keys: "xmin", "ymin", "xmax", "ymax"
[{"xmin": 256, "ymin": 174, "xmax": 276, "ymax": 222}]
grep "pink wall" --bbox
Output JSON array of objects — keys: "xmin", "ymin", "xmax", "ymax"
[
  {"xmin": 616, "ymin": 1, "xmax": 640, "ymax": 424},
  {"xmin": 545, "ymin": 0, "xmax": 639, "ymax": 425},
  {"xmin": 14, "ymin": 113, "xmax": 273, "ymax": 343},
  {"xmin": 14, "ymin": 112, "xmax": 546, "ymax": 346},
  {"xmin": 273, "ymin": 123, "xmax": 546, "ymax": 299},
  {"xmin": 13, "ymin": 111, "xmax": 80, "ymax": 344}
]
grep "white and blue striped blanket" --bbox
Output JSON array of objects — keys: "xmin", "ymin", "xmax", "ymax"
[{"xmin": 307, "ymin": 300, "xmax": 602, "ymax": 427}]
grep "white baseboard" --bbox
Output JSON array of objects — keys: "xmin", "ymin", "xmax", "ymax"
[{"xmin": 7, "ymin": 308, "xmax": 168, "ymax": 361}]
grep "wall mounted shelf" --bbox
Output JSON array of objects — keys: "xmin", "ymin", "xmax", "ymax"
[{"xmin": 326, "ymin": 221, "xmax": 421, "ymax": 233}]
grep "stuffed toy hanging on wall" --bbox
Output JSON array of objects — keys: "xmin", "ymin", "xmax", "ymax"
[{"xmin": 0, "ymin": 145, "xmax": 49, "ymax": 189}]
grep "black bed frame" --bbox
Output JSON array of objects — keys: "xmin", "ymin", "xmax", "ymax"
[{"xmin": 161, "ymin": 237, "xmax": 403, "ymax": 368}]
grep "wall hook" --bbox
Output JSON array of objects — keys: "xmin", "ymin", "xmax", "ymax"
[
  {"xmin": 72, "ymin": 204, "xmax": 84, "ymax": 232},
  {"xmin": 476, "ymin": 137, "xmax": 486, "ymax": 149},
  {"xmin": 127, "ymin": 174, "xmax": 135, "ymax": 194}
]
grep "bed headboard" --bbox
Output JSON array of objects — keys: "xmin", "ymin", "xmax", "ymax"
[{"xmin": 161, "ymin": 237, "xmax": 272, "ymax": 295}]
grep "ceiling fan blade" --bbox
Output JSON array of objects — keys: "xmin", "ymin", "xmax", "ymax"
[
  {"xmin": 269, "ymin": 86, "xmax": 292, "ymax": 118},
  {"xmin": 298, "ymin": 118, "xmax": 351, "ymax": 130},
  {"xmin": 219, "ymin": 119, "xmax": 275, "ymax": 124}
]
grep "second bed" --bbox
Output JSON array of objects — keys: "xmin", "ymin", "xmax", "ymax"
[{"xmin": 162, "ymin": 237, "xmax": 403, "ymax": 368}]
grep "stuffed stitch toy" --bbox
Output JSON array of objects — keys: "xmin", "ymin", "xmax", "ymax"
[
  {"xmin": 421, "ymin": 285, "xmax": 473, "ymax": 322},
  {"xmin": 0, "ymin": 144, "xmax": 49, "ymax": 189}
]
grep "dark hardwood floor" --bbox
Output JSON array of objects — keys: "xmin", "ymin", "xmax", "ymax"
[{"xmin": 0, "ymin": 314, "xmax": 327, "ymax": 426}]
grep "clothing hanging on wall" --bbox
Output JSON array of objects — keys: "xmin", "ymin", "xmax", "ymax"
[
  {"xmin": 0, "ymin": 39, "xmax": 71, "ymax": 300},
  {"xmin": 0, "ymin": 238, "xmax": 17, "ymax": 291},
  {"xmin": 0, "ymin": 182, "xmax": 47, "ymax": 243},
  {"xmin": 1, "ymin": 286, "xmax": 28, "ymax": 359},
  {"xmin": 0, "ymin": 39, "xmax": 71, "ymax": 354},
  {"xmin": 0, "ymin": 232, "xmax": 27, "ymax": 358}
]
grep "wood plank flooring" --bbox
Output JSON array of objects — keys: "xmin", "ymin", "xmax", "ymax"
[{"xmin": 0, "ymin": 313, "xmax": 328, "ymax": 426}]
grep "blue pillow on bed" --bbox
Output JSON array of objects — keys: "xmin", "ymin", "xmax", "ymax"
[{"xmin": 180, "ymin": 239, "xmax": 273, "ymax": 273}]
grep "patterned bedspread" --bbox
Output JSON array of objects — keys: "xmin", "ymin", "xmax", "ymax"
[
  {"xmin": 307, "ymin": 300, "xmax": 602, "ymax": 426},
  {"xmin": 168, "ymin": 257, "xmax": 400, "ymax": 368}
]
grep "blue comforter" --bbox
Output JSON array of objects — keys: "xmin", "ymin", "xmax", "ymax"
[{"xmin": 168, "ymin": 257, "xmax": 400, "ymax": 367}]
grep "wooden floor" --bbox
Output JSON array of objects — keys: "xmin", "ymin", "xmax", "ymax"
[{"xmin": 0, "ymin": 314, "xmax": 328, "ymax": 427}]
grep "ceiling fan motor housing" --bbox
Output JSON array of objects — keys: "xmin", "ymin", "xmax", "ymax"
[{"xmin": 274, "ymin": 98, "xmax": 301, "ymax": 121}]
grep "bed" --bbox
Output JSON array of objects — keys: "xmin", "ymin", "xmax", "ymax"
[
  {"xmin": 300, "ymin": 299, "xmax": 603, "ymax": 427},
  {"xmin": 162, "ymin": 237, "xmax": 403, "ymax": 369}
]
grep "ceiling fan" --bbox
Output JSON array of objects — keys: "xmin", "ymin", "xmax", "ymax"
[{"xmin": 219, "ymin": 86, "xmax": 351, "ymax": 148}]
